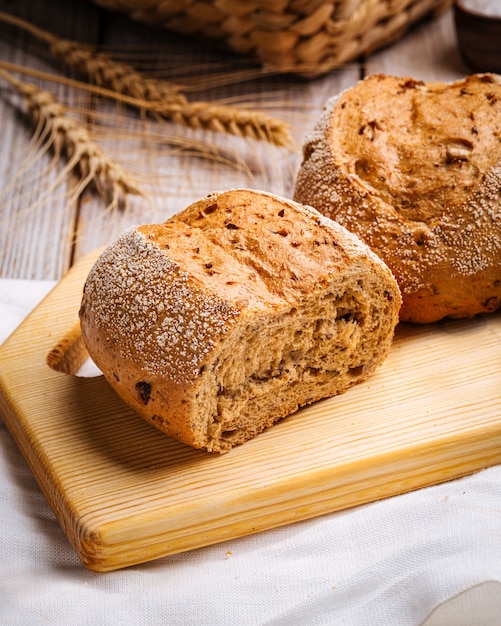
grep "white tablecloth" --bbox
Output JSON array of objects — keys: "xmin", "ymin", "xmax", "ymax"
[{"xmin": 1, "ymin": 279, "xmax": 500, "ymax": 626}]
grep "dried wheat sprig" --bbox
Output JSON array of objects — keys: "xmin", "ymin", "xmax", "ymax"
[
  {"xmin": 155, "ymin": 100, "xmax": 293, "ymax": 146},
  {"xmin": 0, "ymin": 59, "xmax": 294, "ymax": 147},
  {"xmin": 0, "ymin": 12, "xmax": 293, "ymax": 147},
  {"xmin": 50, "ymin": 41, "xmax": 293, "ymax": 145},
  {"xmin": 0, "ymin": 68, "xmax": 143, "ymax": 208},
  {"xmin": 0, "ymin": 10, "xmax": 186, "ymax": 104},
  {"xmin": 49, "ymin": 39, "xmax": 189, "ymax": 107}
]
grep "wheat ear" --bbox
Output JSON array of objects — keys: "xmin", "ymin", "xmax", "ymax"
[
  {"xmin": 0, "ymin": 11, "xmax": 293, "ymax": 147},
  {"xmin": 153, "ymin": 100, "xmax": 293, "ymax": 146},
  {"xmin": 0, "ymin": 68, "xmax": 143, "ymax": 208},
  {"xmin": 0, "ymin": 10, "xmax": 186, "ymax": 103}
]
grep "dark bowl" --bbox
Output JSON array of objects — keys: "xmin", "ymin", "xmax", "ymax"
[{"xmin": 454, "ymin": 0, "xmax": 501, "ymax": 74}]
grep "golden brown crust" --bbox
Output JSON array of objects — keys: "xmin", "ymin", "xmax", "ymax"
[
  {"xmin": 80, "ymin": 189, "xmax": 401, "ymax": 452},
  {"xmin": 78, "ymin": 223, "xmax": 241, "ymax": 450},
  {"xmin": 294, "ymin": 73, "xmax": 501, "ymax": 323}
]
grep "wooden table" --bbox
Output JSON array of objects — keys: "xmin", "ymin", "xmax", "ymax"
[{"xmin": 0, "ymin": 0, "xmax": 468, "ymax": 282}]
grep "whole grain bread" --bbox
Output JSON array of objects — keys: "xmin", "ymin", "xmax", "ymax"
[
  {"xmin": 79, "ymin": 189, "xmax": 401, "ymax": 453},
  {"xmin": 294, "ymin": 73, "xmax": 501, "ymax": 323}
]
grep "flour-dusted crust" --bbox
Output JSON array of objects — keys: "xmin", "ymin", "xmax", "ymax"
[
  {"xmin": 294, "ymin": 73, "xmax": 501, "ymax": 323},
  {"xmin": 80, "ymin": 189, "xmax": 401, "ymax": 453}
]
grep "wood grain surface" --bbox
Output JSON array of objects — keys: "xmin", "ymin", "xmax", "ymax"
[{"xmin": 0, "ymin": 251, "xmax": 499, "ymax": 571}]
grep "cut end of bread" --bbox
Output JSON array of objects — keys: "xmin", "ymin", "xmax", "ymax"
[
  {"xmin": 80, "ymin": 189, "xmax": 401, "ymax": 453},
  {"xmin": 194, "ymin": 275, "xmax": 398, "ymax": 453}
]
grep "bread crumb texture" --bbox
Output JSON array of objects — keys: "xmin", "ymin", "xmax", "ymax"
[
  {"xmin": 294, "ymin": 73, "xmax": 501, "ymax": 323},
  {"xmin": 80, "ymin": 189, "xmax": 401, "ymax": 452}
]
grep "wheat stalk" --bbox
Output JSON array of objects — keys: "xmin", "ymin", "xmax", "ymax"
[
  {"xmin": 0, "ymin": 10, "xmax": 186, "ymax": 102},
  {"xmin": 0, "ymin": 10, "xmax": 293, "ymax": 147},
  {"xmin": 49, "ymin": 41, "xmax": 190, "ymax": 108},
  {"xmin": 0, "ymin": 68, "xmax": 143, "ymax": 209},
  {"xmin": 156, "ymin": 100, "xmax": 292, "ymax": 146}
]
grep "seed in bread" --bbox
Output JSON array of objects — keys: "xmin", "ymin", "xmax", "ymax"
[
  {"xmin": 79, "ymin": 189, "xmax": 401, "ymax": 453},
  {"xmin": 293, "ymin": 73, "xmax": 501, "ymax": 323}
]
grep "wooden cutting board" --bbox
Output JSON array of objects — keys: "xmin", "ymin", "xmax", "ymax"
[{"xmin": 0, "ymin": 250, "xmax": 500, "ymax": 572}]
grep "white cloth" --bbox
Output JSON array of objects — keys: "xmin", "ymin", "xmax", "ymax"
[{"xmin": 1, "ymin": 279, "xmax": 500, "ymax": 626}]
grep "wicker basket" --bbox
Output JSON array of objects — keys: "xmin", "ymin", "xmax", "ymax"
[{"xmin": 92, "ymin": 0, "xmax": 453, "ymax": 76}]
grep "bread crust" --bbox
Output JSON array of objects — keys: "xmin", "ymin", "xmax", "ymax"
[
  {"xmin": 80, "ymin": 189, "xmax": 401, "ymax": 452},
  {"xmin": 294, "ymin": 73, "xmax": 501, "ymax": 323}
]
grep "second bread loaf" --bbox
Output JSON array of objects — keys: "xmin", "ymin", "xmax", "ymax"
[{"xmin": 294, "ymin": 73, "xmax": 501, "ymax": 323}]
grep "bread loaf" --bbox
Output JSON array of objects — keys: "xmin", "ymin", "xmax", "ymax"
[
  {"xmin": 79, "ymin": 189, "xmax": 401, "ymax": 453},
  {"xmin": 294, "ymin": 73, "xmax": 501, "ymax": 323}
]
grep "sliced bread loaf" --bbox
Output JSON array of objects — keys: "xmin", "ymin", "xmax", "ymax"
[{"xmin": 79, "ymin": 189, "xmax": 401, "ymax": 452}]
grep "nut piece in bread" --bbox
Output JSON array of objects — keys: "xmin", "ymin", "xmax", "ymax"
[
  {"xmin": 79, "ymin": 189, "xmax": 401, "ymax": 453},
  {"xmin": 294, "ymin": 73, "xmax": 501, "ymax": 323}
]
